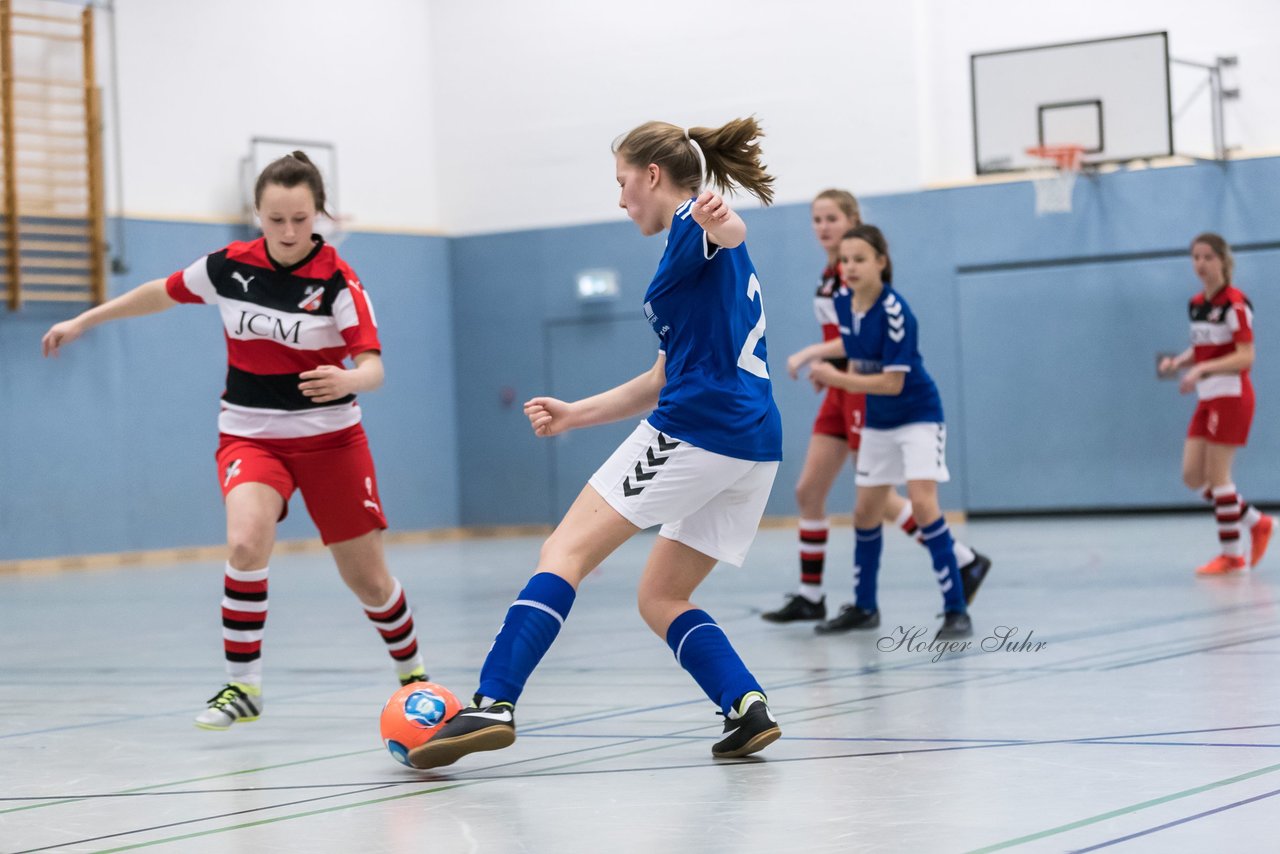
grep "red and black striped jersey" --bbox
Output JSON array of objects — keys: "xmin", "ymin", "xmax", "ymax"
[
  {"xmin": 165, "ymin": 236, "xmax": 380, "ymax": 439},
  {"xmin": 814, "ymin": 263, "xmax": 848, "ymax": 369},
  {"xmin": 1189, "ymin": 284, "xmax": 1253, "ymax": 401}
]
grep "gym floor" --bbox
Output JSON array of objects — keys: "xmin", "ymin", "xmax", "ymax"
[{"xmin": 3, "ymin": 514, "xmax": 1278, "ymax": 853}]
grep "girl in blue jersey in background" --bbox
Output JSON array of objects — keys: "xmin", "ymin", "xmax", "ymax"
[
  {"xmin": 800, "ymin": 224, "xmax": 973, "ymax": 640},
  {"xmin": 408, "ymin": 118, "xmax": 784, "ymax": 769}
]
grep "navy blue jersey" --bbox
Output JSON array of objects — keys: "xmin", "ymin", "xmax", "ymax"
[
  {"xmin": 833, "ymin": 284, "xmax": 944, "ymax": 429},
  {"xmin": 643, "ymin": 199, "xmax": 782, "ymax": 461}
]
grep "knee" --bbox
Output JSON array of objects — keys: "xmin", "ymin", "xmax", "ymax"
[
  {"xmin": 226, "ymin": 529, "xmax": 271, "ymax": 570},
  {"xmin": 636, "ymin": 587, "xmax": 674, "ymax": 637},
  {"xmin": 794, "ymin": 479, "xmax": 822, "ymax": 513}
]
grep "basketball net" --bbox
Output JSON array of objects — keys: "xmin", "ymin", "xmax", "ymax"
[{"xmin": 1026, "ymin": 145, "xmax": 1084, "ymax": 215}]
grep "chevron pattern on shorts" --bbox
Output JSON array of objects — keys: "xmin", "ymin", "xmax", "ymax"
[{"xmin": 622, "ymin": 433, "xmax": 681, "ymax": 497}]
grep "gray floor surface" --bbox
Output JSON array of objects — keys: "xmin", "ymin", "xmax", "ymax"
[{"xmin": 3, "ymin": 515, "xmax": 1279, "ymax": 853}]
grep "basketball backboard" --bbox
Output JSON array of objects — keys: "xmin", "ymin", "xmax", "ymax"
[{"xmin": 971, "ymin": 32, "xmax": 1173, "ymax": 174}]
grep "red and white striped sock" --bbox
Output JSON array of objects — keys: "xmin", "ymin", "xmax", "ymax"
[
  {"xmin": 1212, "ymin": 484, "xmax": 1245, "ymax": 557},
  {"xmin": 222, "ymin": 563, "xmax": 268, "ymax": 686},
  {"xmin": 798, "ymin": 518, "xmax": 828, "ymax": 601},
  {"xmin": 895, "ymin": 503, "xmax": 918, "ymax": 539},
  {"xmin": 364, "ymin": 578, "xmax": 424, "ymax": 678}
]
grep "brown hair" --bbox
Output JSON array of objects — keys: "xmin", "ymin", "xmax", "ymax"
[
  {"xmin": 841, "ymin": 224, "xmax": 892, "ymax": 284},
  {"xmin": 1190, "ymin": 231, "xmax": 1234, "ymax": 283},
  {"xmin": 813, "ymin": 188, "xmax": 860, "ymax": 224},
  {"xmin": 254, "ymin": 150, "xmax": 329, "ymax": 216},
  {"xmin": 612, "ymin": 117, "xmax": 775, "ymax": 206}
]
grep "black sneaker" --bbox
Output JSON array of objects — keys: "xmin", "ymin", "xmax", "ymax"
[
  {"xmin": 814, "ymin": 603, "xmax": 880, "ymax": 634},
  {"xmin": 935, "ymin": 611, "xmax": 973, "ymax": 641},
  {"xmin": 407, "ymin": 701, "xmax": 516, "ymax": 769},
  {"xmin": 960, "ymin": 553, "xmax": 992, "ymax": 605},
  {"xmin": 762, "ymin": 593, "xmax": 826, "ymax": 623},
  {"xmin": 713, "ymin": 692, "xmax": 781, "ymax": 759}
]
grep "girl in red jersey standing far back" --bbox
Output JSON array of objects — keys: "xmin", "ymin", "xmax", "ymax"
[
  {"xmin": 41, "ymin": 152, "xmax": 428, "ymax": 728},
  {"xmin": 1159, "ymin": 232, "xmax": 1274, "ymax": 575}
]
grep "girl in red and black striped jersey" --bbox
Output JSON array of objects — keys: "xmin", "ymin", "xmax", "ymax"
[
  {"xmin": 1159, "ymin": 232, "xmax": 1274, "ymax": 575},
  {"xmin": 41, "ymin": 152, "xmax": 427, "ymax": 728},
  {"xmin": 762, "ymin": 190, "xmax": 989, "ymax": 630}
]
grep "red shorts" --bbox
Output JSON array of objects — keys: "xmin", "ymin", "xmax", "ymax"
[
  {"xmin": 812, "ymin": 385, "xmax": 866, "ymax": 451},
  {"xmin": 1187, "ymin": 392, "xmax": 1254, "ymax": 446},
  {"xmin": 215, "ymin": 424, "xmax": 387, "ymax": 545}
]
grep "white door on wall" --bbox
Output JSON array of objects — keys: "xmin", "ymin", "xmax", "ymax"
[{"xmin": 544, "ymin": 315, "xmax": 659, "ymax": 522}]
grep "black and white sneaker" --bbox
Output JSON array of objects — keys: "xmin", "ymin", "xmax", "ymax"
[
  {"xmin": 935, "ymin": 611, "xmax": 973, "ymax": 641},
  {"xmin": 713, "ymin": 692, "xmax": 781, "ymax": 758},
  {"xmin": 407, "ymin": 701, "xmax": 516, "ymax": 769},
  {"xmin": 762, "ymin": 593, "xmax": 826, "ymax": 623},
  {"xmin": 194, "ymin": 682, "xmax": 262, "ymax": 730},
  {"xmin": 814, "ymin": 603, "xmax": 880, "ymax": 634},
  {"xmin": 960, "ymin": 553, "xmax": 992, "ymax": 605}
]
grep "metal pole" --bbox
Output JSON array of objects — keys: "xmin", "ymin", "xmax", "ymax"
[{"xmin": 0, "ymin": 0, "xmax": 21, "ymax": 309}]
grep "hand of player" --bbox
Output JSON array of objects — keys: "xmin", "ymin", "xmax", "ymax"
[
  {"xmin": 786, "ymin": 347, "xmax": 815, "ymax": 380},
  {"xmin": 41, "ymin": 318, "xmax": 85, "ymax": 357},
  {"xmin": 299, "ymin": 365, "xmax": 356, "ymax": 403},
  {"xmin": 808, "ymin": 360, "xmax": 840, "ymax": 392},
  {"xmin": 1178, "ymin": 366, "xmax": 1201, "ymax": 395},
  {"xmin": 524, "ymin": 396, "xmax": 573, "ymax": 437},
  {"xmin": 690, "ymin": 191, "xmax": 731, "ymax": 229},
  {"xmin": 1157, "ymin": 356, "xmax": 1179, "ymax": 378}
]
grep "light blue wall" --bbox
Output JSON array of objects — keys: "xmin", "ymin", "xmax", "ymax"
[
  {"xmin": 1, "ymin": 220, "xmax": 456, "ymax": 560},
  {"xmin": 451, "ymin": 157, "xmax": 1280, "ymax": 524},
  {"xmin": 6, "ymin": 158, "xmax": 1279, "ymax": 559}
]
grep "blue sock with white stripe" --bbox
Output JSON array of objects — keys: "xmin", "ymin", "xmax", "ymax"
[
  {"xmin": 853, "ymin": 526, "xmax": 883, "ymax": 611},
  {"xmin": 476, "ymin": 572, "xmax": 576, "ymax": 705},
  {"xmin": 920, "ymin": 517, "xmax": 965, "ymax": 613},
  {"xmin": 666, "ymin": 609, "xmax": 761, "ymax": 715}
]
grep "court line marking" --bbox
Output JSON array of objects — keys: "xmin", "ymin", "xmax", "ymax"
[
  {"xmin": 1068, "ymin": 786, "xmax": 1280, "ymax": 852},
  {"xmin": 963, "ymin": 760, "xmax": 1280, "ymax": 853}
]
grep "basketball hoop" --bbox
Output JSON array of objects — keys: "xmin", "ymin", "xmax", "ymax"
[{"xmin": 1026, "ymin": 145, "xmax": 1085, "ymax": 214}]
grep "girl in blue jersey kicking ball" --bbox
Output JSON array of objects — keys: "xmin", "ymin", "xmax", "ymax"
[
  {"xmin": 408, "ymin": 118, "xmax": 784, "ymax": 769},
  {"xmin": 798, "ymin": 224, "xmax": 974, "ymax": 641}
]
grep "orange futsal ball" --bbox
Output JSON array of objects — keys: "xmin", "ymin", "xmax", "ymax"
[{"xmin": 380, "ymin": 681, "xmax": 463, "ymax": 767}]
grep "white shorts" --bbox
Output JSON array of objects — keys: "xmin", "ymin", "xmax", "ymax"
[
  {"xmin": 588, "ymin": 420, "xmax": 778, "ymax": 567},
  {"xmin": 855, "ymin": 422, "xmax": 950, "ymax": 486}
]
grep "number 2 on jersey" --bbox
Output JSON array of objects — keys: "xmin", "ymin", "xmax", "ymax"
[{"xmin": 737, "ymin": 273, "xmax": 769, "ymax": 379}]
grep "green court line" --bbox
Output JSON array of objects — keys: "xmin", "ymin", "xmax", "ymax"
[
  {"xmin": 92, "ymin": 733, "xmax": 693, "ymax": 851},
  {"xmin": 94, "ymin": 781, "xmax": 475, "ymax": 853},
  {"xmin": 965, "ymin": 760, "xmax": 1280, "ymax": 853},
  {"xmin": 0, "ymin": 748, "xmax": 378, "ymax": 815}
]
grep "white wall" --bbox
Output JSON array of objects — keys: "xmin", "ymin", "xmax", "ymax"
[
  {"xmin": 93, "ymin": 0, "xmax": 1280, "ymax": 233},
  {"xmin": 916, "ymin": 0, "xmax": 1280, "ymax": 180},
  {"xmin": 103, "ymin": 0, "xmax": 439, "ymax": 231}
]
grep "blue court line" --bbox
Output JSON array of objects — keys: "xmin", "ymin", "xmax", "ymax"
[
  {"xmin": 1067, "ymin": 786, "xmax": 1280, "ymax": 852},
  {"xmin": 1100, "ymin": 631, "xmax": 1280, "ymax": 670}
]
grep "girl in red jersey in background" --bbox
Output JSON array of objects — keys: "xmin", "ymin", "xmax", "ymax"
[
  {"xmin": 41, "ymin": 152, "xmax": 427, "ymax": 728},
  {"xmin": 762, "ymin": 189, "xmax": 989, "ymax": 632},
  {"xmin": 1159, "ymin": 232, "xmax": 1274, "ymax": 575}
]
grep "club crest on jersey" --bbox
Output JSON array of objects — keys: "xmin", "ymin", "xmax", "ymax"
[
  {"xmin": 644, "ymin": 301, "xmax": 670, "ymax": 339},
  {"xmin": 298, "ymin": 285, "xmax": 325, "ymax": 312}
]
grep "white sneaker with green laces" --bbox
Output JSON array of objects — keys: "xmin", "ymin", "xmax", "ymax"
[{"xmin": 194, "ymin": 682, "xmax": 262, "ymax": 730}]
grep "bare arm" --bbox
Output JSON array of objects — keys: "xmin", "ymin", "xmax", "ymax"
[
  {"xmin": 1157, "ymin": 347, "xmax": 1195, "ymax": 377},
  {"xmin": 299, "ymin": 351, "xmax": 385, "ymax": 404},
  {"xmin": 787, "ymin": 339, "xmax": 847, "ymax": 378},
  {"xmin": 41, "ymin": 278, "xmax": 177, "ymax": 356},
  {"xmin": 690, "ymin": 191, "xmax": 746, "ymax": 250},
  {"xmin": 809, "ymin": 361, "xmax": 907, "ymax": 396},
  {"xmin": 525, "ymin": 353, "xmax": 666, "ymax": 437},
  {"xmin": 1179, "ymin": 341, "xmax": 1255, "ymax": 394}
]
